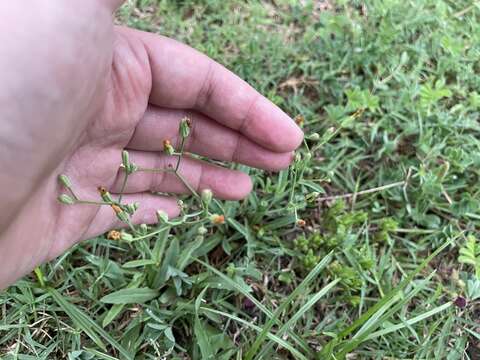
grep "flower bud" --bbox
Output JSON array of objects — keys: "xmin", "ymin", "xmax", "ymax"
[
  {"xmin": 201, "ymin": 189, "xmax": 213, "ymax": 206},
  {"xmin": 121, "ymin": 232, "xmax": 134, "ymax": 242},
  {"xmin": 307, "ymin": 133, "xmax": 320, "ymax": 141},
  {"xmin": 179, "ymin": 117, "xmax": 191, "ymax": 138},
  {"xmin": 197, "ymin": 226, "xmax": 208, "ymax": 235},
  {"xmin": 296, "ymin": 219, "xmax": 306, "ymax": 227},
  {"xmin": 116, "ymin": 210, "xmax": 130, "ymax": 223},
  {"xmin": 306, "ymin": 192, "xmax": 320, "ymax": 203},
  {"xmin": 125, "ymin": 202, "xmax": 139, "ymax": 215},
  {"xmin": 139, "ymin": 223, "xmax": 148, "ymax": 234},
  {"xmin": 58, "ymin": 194, "xmax": 75, "ymax": 205},
  {"xmin": 98, "ymin": 187, "xmax": 114, "ymax": 203},
  {"xmin": 210, "ymin": 214, "xmax": 225, "ymax": 225},
  {"xmin": 156, "ymin": 210, "xmax": 169, "ymax": 223},
  {"xmin": 163, "ymin": 139, "xmax": 175, "ymax": 156},
  {"xmin": 58, "ymin": 174, "xmax": 72, "ymax": 188},
  {"xmin": 294, "ymin": 114, "xmax": 304, "ymax": 126},
  {"xmin": 122, "ymin": 150, "xmax": 130, "ymax": 170}
]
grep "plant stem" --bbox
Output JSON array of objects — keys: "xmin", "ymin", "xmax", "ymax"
[
  {"xmin": 175, "ymin": 172, "xmax": 199, "ymax": 197},
  {"xmin": 117, "ymin": 171, "xmax": 129, "ymax": 204},
  {"xmin": 76, "ymin": 200, "xmax": 112, "ymax": 206},
  {"xmin": 175, "ymin": 136, "xmax": 187, "ymax": 172},
  {"xmin": 137, "ymin": 167, "xmax": 169, "ymax": 173},
  {"xmin": 67, "ymin": 187, "xmax": 79, "ymax": 201},
  {"xmin": 317, "ymin": 181, "xmax": 406, "ymax": 202}
]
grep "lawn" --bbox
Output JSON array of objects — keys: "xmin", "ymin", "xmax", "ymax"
[{"xmin": 2, "ymin": 0, "xmax": 480, "ymax": 358}]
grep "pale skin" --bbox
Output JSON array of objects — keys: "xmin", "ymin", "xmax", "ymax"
[{"xmin": 0, "ymin": 1, "xmax": 303, "ymax": 289}]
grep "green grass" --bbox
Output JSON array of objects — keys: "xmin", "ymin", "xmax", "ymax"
[{"xmin": 2, "ymin": 0, "xmax": 480, "ymax": 358}]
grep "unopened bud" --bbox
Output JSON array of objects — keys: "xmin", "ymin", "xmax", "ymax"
[
  {"xmin": 201, "ymin": 189, "xmax": 213, "ymax": 206},
  {"xmin": 306, "ymin": 192, "xmax": 320, "ymax": 202},
  {"xmin": 116, "ymin": 210, "xmax": 130, "ymax": 223},
  {"xmin": 307, "ymin": 133, "xmax": 320, "ymax": 141},
  {"xmin": 139, "ymin": 223, "xmax": 148, "ymax": 234},
  {"xmin": 296, "ymin": 219, "xmax": 306, "ymax": 227},
  {"xmin": 98, "ymin": 187, "xmax": 113, "ymax": 203},
  {"xmin": 156, "ymin": 210, "xmax": 169, "ymax": 223},
  {"xmin": 58, "ymin": 194, "xmax": 75, "ymax": 205},
  {"xmin": 179, "ymin": 117, "xmax": 191, "ymax": 138},
  {"xmin": 163, "ymin": 140, "xmax": 175, "ymax": 155},
  {"xmin": 210, "ymin": 214, "xmax": 225, "ymax": 225},
  {"xmin": 197, "ymin": 226, "xmax": 208, "ymax": 235},
  {"xmin": 122, "ymin": 150, "xmax": 130, "ymax": 169},
  {"xmin": 58, "ymin": 174, "xmax": 72, "ymax": 188},
  {"xmin": 125, "ymin": 202, "xmax": 139, "ymax": 215},
  {"xmin": 121, "ymin": 232, "xmax": 134, "ymax": 242},
  {"xmin": 294, "ymin": 114, "xmax": 305, "ymax": 126}
]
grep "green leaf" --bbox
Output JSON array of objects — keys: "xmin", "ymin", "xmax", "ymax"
[
  {"xmin": 100, "ymin": 288, "xmax": 159, "ymax": 304},
  {"xmin": 122, "ymin": 259, "xmax": 157, "ymax": 268},
  {"xmin": 102, "ymin": 304, "xmax": 124, "ymax": 328}
]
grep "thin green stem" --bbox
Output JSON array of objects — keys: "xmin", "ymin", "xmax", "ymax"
[
  {"xmin": 117, "ymin": 172, "xmax": 129, "ymax": 204},
  {"xmin": 175, "ymin": 172, "xmax": 199, "ymax": 197},
  {"xmin": 175, "ymin": 136, "xmax": 187, "ymax": 172},
  {"xmin": 316, "ymin": 180, "xmax": 406, "ymax": 202},
  {"xmin": 67, "ymin": 187, "xmax": 79, "ymax": 201},
  {"xmin": 137, "ymin": 167, "xmax": 169, "ymax": 173},
  {"xmin": 76, "ymin": 200, "xmax": 112, "ymax": 206}
]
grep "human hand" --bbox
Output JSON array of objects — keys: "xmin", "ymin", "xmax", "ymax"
[{"xmin": 0, "ymin": 0, "xmax": 303, "ymax": 289}]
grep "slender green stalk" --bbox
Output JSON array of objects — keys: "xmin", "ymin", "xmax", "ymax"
[{"xmin": 117, "ymin": 172, "xmax": 129, "ymax": 204}]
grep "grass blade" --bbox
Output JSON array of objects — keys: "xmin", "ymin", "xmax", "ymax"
[
  {"xmin": 365, "ymin": 301, "xmax": 453, "ymax": 340},
  {"xmin": 48, "ymin": 288, "xmax": 133, "ymax": 360},
  {"xmin": 201, "ymin": 307, "xmax": 308, "ymax": 360},
  {"xmin": 246, "ymin": 251, "xmax": 334, "ymax": 360},
  {"xmin": 196, "ymin": 258, "xmax": 312, "ymax": 356}
]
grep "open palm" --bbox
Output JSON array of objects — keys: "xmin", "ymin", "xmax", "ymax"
[{"xmin": 0, "ymin": 1, "xmax": 302, "ymax": 289}]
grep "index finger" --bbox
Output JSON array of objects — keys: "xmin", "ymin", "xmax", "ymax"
[{"xmin": 123, "ymin": 27, "xmax": 304, "ymax": 153}]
